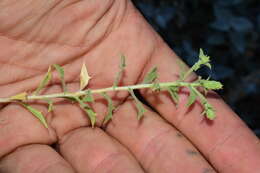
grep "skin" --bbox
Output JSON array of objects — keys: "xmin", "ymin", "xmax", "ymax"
[{"xmin": 0, "ymin": 0, "xmax": 259, "ymax": 172}]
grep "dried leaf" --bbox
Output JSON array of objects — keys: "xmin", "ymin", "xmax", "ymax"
[
  {"xmin": 21, "ymin": 103, "xmax": 48, "ymax": 128},
  {"xmin": 186, "ymin": 86, "xmax": 197, "ymax": 107},
  {"xmin": 53, "ymin": 64, "xmax": 67, "ymax": 92},
  {"xmin": 11, "ymin": 92, "xmax": 27, "ymax": 101},
  {"xmin": 82, "ymin": 90, "xmax": 94, "ymax": 102},
  {"xmin": 128, "ymin": 89, "xmax": 146, "ymax": 120},
  {"xmin": 143, "ymin": 67, "xmax": 158, "ymax": 84},
  {"xmin": 101, "ymin": 92, "xmax": 115, "ymax": 124},
  {"xmin": 33, "ymin": 66, "xmax": 52, "ymax": 95},
  {"xmin": 113, "ymin": 55, "xmax": 126, "ymax": 88},
  {"xmin": 80, "ymin": 63, "xmax": 91, "ymax": 91}
]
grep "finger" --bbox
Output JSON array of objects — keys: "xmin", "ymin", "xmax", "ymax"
[
  {"xmin": 0, "ymin": 103, "xmax": 56, "ymax": 159},
  {"xmin": 0, "ymin": 144, "xmax": 75, "ymax": 173},
  {"xmin": 105, "ymin": 99, "xmax": 216, "ymax": 173},
  {"xmin": 58, "ymin": 127, "xmax": 144, "ymax": 173},
  {"xmin": 139, "ymin": 39, "xmax": 260, "ymax": 172}
]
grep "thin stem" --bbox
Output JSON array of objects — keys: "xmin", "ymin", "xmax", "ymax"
[
  {"xmin": 0, "ymin": 81, "xmax": 202, "ymax": 103},
  {"xmin": 192, "ymin": 86, "xmax": 208, "ymax": 105},
  {"xmin": 182, "ymin": 68, "xmax": 194, "ymax": 81},
  {"xmin": 182, "ymin": 61, "xmax": 201, "ymax": 80}
]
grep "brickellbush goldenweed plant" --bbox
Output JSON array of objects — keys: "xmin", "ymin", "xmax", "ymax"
[{"xmin": 0, "ymin": 49, "xmax": 223, "ymax": 128}]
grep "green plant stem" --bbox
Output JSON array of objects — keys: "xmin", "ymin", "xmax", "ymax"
[
  {"xmin": 0, "ymin": 81, "xmax": 203, "ymax": 103},
  {"xmin": 182, "ymin": 68, "xmax": 194, "ymax": 81},
  {"xmin": 191, "ymin": 86, "xmax": 208, "ymax": 105},
  {"xmin": 182, "ymin": 61, "xmax": 202, "ymax": 80}
]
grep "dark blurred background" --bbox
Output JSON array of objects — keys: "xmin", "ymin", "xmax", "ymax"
[{"xmin": 132, "ymin": 0, "xmax": 260, "ymax": 137}]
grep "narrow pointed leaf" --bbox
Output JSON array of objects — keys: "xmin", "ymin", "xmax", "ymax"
[
  {"xmin": 80, "ymin": 63, "xmax": 91, "ymax": 91},
  {"xmin": 101, "ymin": 92, "xmax": 115, "ymax": 124},
  {"xmin": 53, "ymin": 64, "xmax": 67, "ymax": 92},
  {"xmin": 75, "ymin": 97, "xmax": 96, "ymax": 127},
  {"xmin": 11, "ymin": 92, "xmax": 27, "ymax": 101},
  {"xmin": 113, "ymin": 55, "xmax": 126, "ymax": 88},
  {"xmin": 143, "ymin": 67, "xmax": 158, "ymax": 84},
  {"xmin": 21, "ymin": 103, "xmax": 48, "ymax": 128},
  {"xmin": 136, "ymin": 102, "xmax": 146, "ymax": 120},
  {"xmin": 205, "ymin": 63, "xmax": 212, "ymax": 69},
  {"xmin": 186, "ymin": 86, "xmax": 197, "ymax": 107},
  {"xmin": 33, "ymin": 66, "xmax": 52, "ymax": 95},
  {"xmin": 84, "ymin": 107, "xmax": 96, "ymax": 128},
  {"xmin": 46, "ymin": 99, "xmax": 53, "ymax": 112},
  {"xmin": 167, "ymin": 86, "xmax": 179, "ymax": 105},
  {"xmin": 128, "ymin": 89, "xmax": 146, "ymax": 120},
  {"xmin": 82, "ymin": 90, "xmax": 94, "ymax": 102}
]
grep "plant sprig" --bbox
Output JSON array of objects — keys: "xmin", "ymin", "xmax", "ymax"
[{"xmin": 0, "ymin": 49, "xmax": 223, "ymax": 128}]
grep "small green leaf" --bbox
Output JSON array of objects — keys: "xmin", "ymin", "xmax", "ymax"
[
  {"xmin": 191, "ymin": 49, "xmax": 211, "ymax": 72},
  {"xmin": 101, "ymin": 92, "xmax": 115, "ymax": 124},
  {"xmin": 206, "ymin": 108, "xmax": 215, "ymax": 120},
  {"xmin": 113, "ymin": 55, "xmax": 126, "ymax": 88},
  {"xmin": 21, "ymin": 103, "xmax": 48, "ymax": 128},
  {"xmin": 128, "ymin": 89, "xmax": 146, "ymax": 120},
  {"xmin": 167, "ymin": 86, "xmax": 179, "ymax": 105},
  {"xmin": 202, "ymin": 103, "xmax": 216, "ymax": 120},
  {"xmin": 84, "ymin": 107, "xmax": 96, "ymax": 128},
  {"xmin": 143, "ymin": 67, "xmax": 158, "ymax": 84},
  {"xmin": 152, "ymin": 82, "xmax": 161, "ymax": 91},
  {"xmin": 80, "ymin": 63, "xmax": 91, "ymax": 91},
  {"xmin": 33, "ymin": 66, "xmax": 52, "ymax": 95},
  {"xmin": 200, "ymin": 80, "xmax": 223, "ymax": 90},
  {"xmin": 46, "ymin": 99, "xmax": 53, "ymax": 112},
  {"xmin": 205, "ymin": 63, "xmax": 212, "ymax": 69},
  {"xmin": 135, "ymin": 102, "xmax": 146, "ymax": 120},
  {"xmin": 53, "ymin": 64, "xmax": 67, "ymax": 92},
  {"xmin": 186, "ymin": 86, "xmax": 197, "ymax": 107},
  {"xmin": 82, "ymin": 90, "xmax": 94, "ymax": 102},
  {"xmin": 199, "ymin": 49, "xmax": 210, "ymax": 65},
  {"xmin": 74, "ymin": 97, "xmax": 96, "ymax": 127},
  {"xmin": 120, "ymin": 55, "xmax": 126, "ymax": 69},
  {"xmin": 11, "ymin": 92, "xmax": 27, "ymax": 101}
]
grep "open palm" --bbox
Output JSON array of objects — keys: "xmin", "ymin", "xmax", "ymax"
[{"xmin": 0, "ymin": 1, "xmax": 259, "ymax": 173}]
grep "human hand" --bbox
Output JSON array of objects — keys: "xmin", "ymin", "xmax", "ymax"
[{"xmin": 0, "ymin": 1, "xmax": 259, "ymax": 172}]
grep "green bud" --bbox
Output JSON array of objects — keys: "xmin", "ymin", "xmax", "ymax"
[
  {"xmin": 200, "ymin": 80, "xmax": 223, "ymax": 90},
  {"xmin": 203, "ymin": 103, "xmax": 216, "ymax": 120},
  {"xmin": 205, "ymin": 107, "xmax": 215, "ymax": 120}
]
